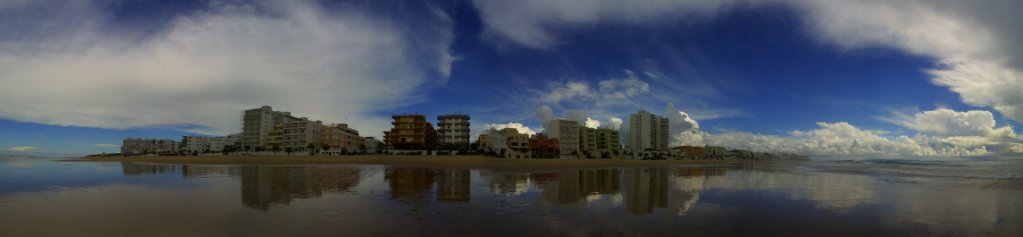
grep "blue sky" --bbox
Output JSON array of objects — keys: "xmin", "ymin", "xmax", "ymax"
[{"xmin": 1, "ymin": 0, "xmax": 1021, "ymax": 156}]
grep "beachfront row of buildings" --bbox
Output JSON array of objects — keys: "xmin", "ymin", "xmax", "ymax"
[{"xmin": 120, "ymin": 105, "xmax": 802, "ymax": 160}]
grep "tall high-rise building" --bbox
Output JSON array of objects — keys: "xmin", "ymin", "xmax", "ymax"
[
  {"xmin": 437, "ymin": 114, "xmax": 470, "ymax": 150},
  {"xmin": 628, "ymin": 110, "xmax": 669, "ymax": 151},
  {"xmin": 241, "ymin": 106, "xmax": 295, "ymax": 149}
]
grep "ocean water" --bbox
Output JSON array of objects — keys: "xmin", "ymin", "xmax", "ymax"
[{"xmin": 0, "ymin": 156, "xmax": 1020, "ymax": 236}]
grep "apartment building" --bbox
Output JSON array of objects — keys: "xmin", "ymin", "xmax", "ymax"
[
  {"xmin": 384, "ymin": 114, "xmax": 438, "ymax": 150},
  {"xmin": 241, "ymin": 106, "xmax": 295, "ymax": 149},
  {"xmin": 283, "ymin": 117, "xmax": 324, "ymax": 151},
  {"xmin": 628, "ymin": 110, "xmax": 669, "ymax": 151},
  {"xmin": 544, "ymin": 119, "xmax": 580, "ymax": 159},
  {"xmin": 579, "ymin": 127, "xmax": 621, "ymax": 159},
  {"xmin": 437, "ymin": 114, "xmax": 470, "ymax": 150},
  {"xmin": 323, "ymin": 123, "xmax": 364, "ymax": 151}
]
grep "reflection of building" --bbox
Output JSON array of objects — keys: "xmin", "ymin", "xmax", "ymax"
[
  {"xmin": 121, "ymin": 162, "xmax": 179, "ymax": 175},
  {"xmin": 580, "ymin": 169, "xmax": 621, "ymax": 195},
  {"xmin": 384, "ymin": 114, "xmax": 438, "ymax": 150},
  {"xmin": 241, "ymin": 166, "xmax": 362, "ymax": 210},
  {"xmin": 181, "ymin": 165, "xmax": 240, "ymax": 178},
  {"xmin": 121, "ymin": 138, "xmax": 178, "ymax": 155},
  {"xmin": 437, "ymin": 114, "xmax": 471, "ymax": 150},
  {"xmin": 480, "ymin": 171, "xmax": 531, "ymax": 195},
  {"xmin": 628, "ymin": 111, "xmax": 669, "ymax": 152},
  {"xmin": 625, "ymin": 168, "xmax": 668, "ymax": 215},
  {"xmin": 536, "ymin": 169, "xmax": 622, "ymax": 204},
  {"xmin": 384, "ymin": 168, "xmax": 437, "ymax": 201},
  {"xmin": 436, "ymin": 169, "xmax": 471, "ymax": 202}
]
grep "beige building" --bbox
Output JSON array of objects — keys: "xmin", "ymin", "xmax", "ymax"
[
  {"xmin": 579, "ymin": 127, "xmax": 621, "ymax": 159},
  {"xmin": 283, "ymin": 117, "xmax": 324, "ymax": 151},
  {"xmin": 323, "ymin": 123, "xmax": 364, "ymax": 151},
  {"xmin": 363, "ymin": 136, "xmax": 384, "ymax": 151},
  {"xmin": 483, "ymin": 128, "xmax": 532, "ymax": 159},
  {"xmin": 628, "ymin": 110, "xmax": 669, "ymax": 152},
  {"xmin": 545, "ymin": 119, "xmax": 580, "ymax": 159}
]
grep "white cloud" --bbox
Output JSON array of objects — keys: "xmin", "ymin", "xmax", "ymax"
[
  {"xmin": 889, "ymin": 108, "xmax": 1014, "ymax": 137},
  {"xmin": 93, "ymin": 144, "xmax": 118, "ymax": 148},
  {"xmin": 584, "ymin": 117, "xmax": 601, "ymax": 129},
  {"xmin": 10, "ymin": 146, "xmax": 36, "ymax": 152},
  {"xmin": 701, "ymin": 122, "xmax": 993, "ymax": 156},
  {"xmin": 666, "ymin": 103, "xmax": 701, "ymax": 146},
  {"xmin": 607, "ymin": 117, "xmax": 623, "ymax": 130},
  {"xmin": 540, "ymin": 71, "xmax": 651, "ymax": 105},
  {"xmin": 484, "ymin": 122, "xmax": 539, "ymax": 136},
  {"xmin": 0, "ymin": 0, "xmax": 454, "ymax": 137}
]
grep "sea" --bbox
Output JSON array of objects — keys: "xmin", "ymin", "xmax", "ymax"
[{"xmin": 0, "ymin": 155, "xmax": 1020, "ymax": 236}]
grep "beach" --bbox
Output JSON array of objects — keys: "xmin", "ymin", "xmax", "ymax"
[{"xmin": 63, "ymin": 155, "xmax": 733, "ymax": 170}]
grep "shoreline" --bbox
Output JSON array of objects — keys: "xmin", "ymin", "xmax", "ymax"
[{"xmin": 61, "ymin": 155, "xmax": 741, "ymax": 170}]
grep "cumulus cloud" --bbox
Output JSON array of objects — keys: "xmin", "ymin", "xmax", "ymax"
[
  {"xmin": 0, "ymin": 0, "xmax": 454, "ymax": 136},
  {"xmin": 607, "ymin": 117, "xmax": 623, "ymax": 130},
  {"xmin": 540, "ymin": 73, "xmax": 651, "ymax": 106},
  {"xmin": 484, "ymin": 122, "xmax": 539, "ymax": 136},
  {"xmin": 10, "ymin": 146, "xmax": 36, "ymax": 152},
  {"xmin": 666, "ymin": 103, "xmax": 701, "ymax": 146},
  {"xmin": 890, "ymin": 108, "xmax": 1014, "ymax": 137}
]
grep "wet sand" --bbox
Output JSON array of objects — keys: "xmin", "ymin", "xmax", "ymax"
[{"xmin": 62, "ymin": 155, "xmax": 734, "ymax": 170}]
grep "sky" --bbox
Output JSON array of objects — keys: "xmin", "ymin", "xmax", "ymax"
[{"xmin": 0, "ymin": 0, "xmax": 1021, "ymax": 157}]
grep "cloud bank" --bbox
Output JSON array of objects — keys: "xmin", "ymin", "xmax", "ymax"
[{"xmin": 0, "ymin": 0, "xmax": 454, "ymax": 136}]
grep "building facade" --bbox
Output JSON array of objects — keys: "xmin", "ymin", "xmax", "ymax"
[
  {"xmin": 436, "ymin": 114, "xmax": 471, "ymax": 150},
  {"xmin": 528, "ymin": 133, "xmax": 560, "ymax": 159},
  {"xmin": 283, "ymin": 117, "xmax": 324, "ymax": 151},
  {"xmin": 628, "ymin": 111, "xmax": 669, "ymax": 152},
  {"xmin": 579, "ymin": 127, "xmax": 621, "ymax": 159},
  {"xmin": 384, "ymin": 114, "xmax": 438, "ymax": 150},
  {"xmin": 545, "ymin": 119, "xmax": 580, "ymax": 159},
  {"xmin": 241, "ymin": 106, "xmax": 295, "ymax": 149},
  {"xmin": 323, "ymin": 123, "xmax": 364, "ymax": 151},
  {"xmin": 363, "ymin": 136, "xmax": 384, "ymax": 151}
]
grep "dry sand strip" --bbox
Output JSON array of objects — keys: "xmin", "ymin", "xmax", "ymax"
[{"xmin": 60, "ymin": 155, "xmax": 738, "ymax": 171}]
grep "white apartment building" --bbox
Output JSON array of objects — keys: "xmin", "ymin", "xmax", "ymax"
[
  {"xmin": 628, "ymin": 110, "xmax": 669, "ymax": 152},
  {"xmin": 437, "ymin": 114, "xmax": 471, "ymax": 150},
  {"xmin": 241, "ymin": 105, "xmax": 294, "ymax": 149}
]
